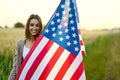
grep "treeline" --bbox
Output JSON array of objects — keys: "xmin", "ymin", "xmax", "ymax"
[
  {"xmin": 0, "ymin": 22, "xmax": 25, "ymax": 28},
  {"xmin": 0, "ymin": 22, "xmax": 45, "ymax": 28}
]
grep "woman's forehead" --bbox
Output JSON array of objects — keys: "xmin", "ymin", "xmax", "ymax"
[{"xmin": 30, "ymin": 19, "xmax": 39, "ymax": 23}]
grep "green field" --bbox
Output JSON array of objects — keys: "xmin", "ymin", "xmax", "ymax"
[{"xmin": 0, "ymin": 28, "xmax": 120, "ymax": 80}]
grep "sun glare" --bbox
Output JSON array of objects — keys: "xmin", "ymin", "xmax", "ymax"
[
  {"xmin": 85, "ymin": 26, "xmax": 93, "ymax": 31},
  {"xmin": 0, "ymin": 0, "xmax": 120, "ymax": 29}
]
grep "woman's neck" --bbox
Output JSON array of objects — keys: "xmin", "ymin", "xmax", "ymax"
[
  {"xmin": 25, "ymin": 39, "xmax": 35, "ymax": 48},
  {"xmin": 30, "ymin": 36, "xmax": 36, "ymax": 41}
]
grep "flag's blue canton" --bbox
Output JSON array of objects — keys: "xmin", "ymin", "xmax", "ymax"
[{"xmin": 42, "ymin": 0, "xmax": 80, "ymax": 56}]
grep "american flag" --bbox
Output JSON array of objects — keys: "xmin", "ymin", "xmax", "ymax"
[{"xmin": 16, "ymin": 0, "xmax": 86, "ymax": 80}]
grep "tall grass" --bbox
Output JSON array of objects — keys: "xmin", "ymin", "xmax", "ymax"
[
  {"xmin": 84, "ymin": 34, "xmax": 113, "ymax": 80},
  {"xmin": 84, "ymin": 31, "xmax": 120, "ymax": 80},
  {"xmin": 82, "ymin": 30, "xmax": 112, "ymax": 44},
  {"xmin": 107, "ymin": 32, "xmax": 120, "ymax": 80},
  {"xmin": 0, "ymin": 28, "xmax": 24, "ymax": 80}
]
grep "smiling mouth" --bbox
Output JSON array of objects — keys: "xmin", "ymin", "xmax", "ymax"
[{"xmin": 32, "ymin": 30, "xmax": 37, "ymax": 33}]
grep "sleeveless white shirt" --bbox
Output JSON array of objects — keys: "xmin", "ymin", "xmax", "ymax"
[{"xmin": 23, "ymin": 45, "xmax": 30, "ymax": 59}]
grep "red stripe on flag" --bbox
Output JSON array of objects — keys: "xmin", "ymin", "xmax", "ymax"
[
  {"xmin": 54, "ymin": 53, "xmax": 75, "ymax": 80},
  {"xmin": 16, "ymin": 35, "xmax": 43, "ymax": 80},
  {"xmin": 38, "ymin": 46, "xmax": 64, "ymax": 80},
  {"xmin": 82, "ymin": 51, "xmax": 85, "ymax": 56},
  {"xmin": 70, "ymin": 61, "xmax": 84, "ymax": 80},
  {"xmin": 80, "ymin": 40, "xmax": 84, "ymax": 45},
  {"xmin": 25, "ymin": 39, "xmax": 53, "ymax": 80},
  {"xmin": 78, "ymin": 29, "xmax": 81, "ymax": 34}
]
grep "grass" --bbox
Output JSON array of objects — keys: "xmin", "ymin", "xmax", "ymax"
[
  {"xmin": 0, "ymin": 28, "xmax": 24, "ymax": 80},
  {"xmin": 107, "ymin": 32, "xmax": 120, "ymax": 80},
  {"xmin": 84, "ymin": 34, "xmax": 113, "ymax": 80},
  {"xmin": 0, "ymin": 28, "xmax": 120, "ymax": 80},
  {"xmin": 83, "ymin": 31, "xmax": 120, "ymax": 80}
]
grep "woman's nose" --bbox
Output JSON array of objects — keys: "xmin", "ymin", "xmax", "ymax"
[{"xmin": 33, "ymin": 26, "xmax": 37, "ymax": 29}]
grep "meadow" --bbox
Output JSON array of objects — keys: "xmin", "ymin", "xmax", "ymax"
[{"xmin": 0, "ymin": 28, "xmax": 120, "ymax": 80}]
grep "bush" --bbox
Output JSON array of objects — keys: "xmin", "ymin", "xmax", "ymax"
[{"xmin": 14, "ymin": 22, "xmax": 25, "ymax": 28}]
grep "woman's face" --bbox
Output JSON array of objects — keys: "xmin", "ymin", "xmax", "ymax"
[{"xmin": 29, "ymin": 18, "xmax": 41, "ymax": 36}]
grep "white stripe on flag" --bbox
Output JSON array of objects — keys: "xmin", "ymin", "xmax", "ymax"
[
  {"xmin": 79, "ymin": 35, "xmax": 82, "ymax": 41},
  {"xmin": 79, "ymin": 70, "xmax": 86, "ymax": 80},
  {"xmin": 62, "ymin": 51, "xmax": 83, "ymax": 80},
  {"xmin": 81, "ymin": 44, "xmax": 85, "ymax": 51},
  {"xmin": 19, "ymin": 37, "xmax": 49, "ymax": 80},
  {"xmin": 31, "ymin": 42, "xmax": 59, "ymax": 80},
  {"xmin": 46, "ymin": 49, "xmax": 70, "ymax": 79}
]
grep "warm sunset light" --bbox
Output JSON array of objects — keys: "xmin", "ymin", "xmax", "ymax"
[{"xmin": 0, "ymin": 0, "xmax": 120, "ymax": 30}]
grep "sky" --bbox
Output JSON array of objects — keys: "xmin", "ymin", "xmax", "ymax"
[{"xmin": 0, "ymin": 0, "xmax": 120, "ymax": 30}]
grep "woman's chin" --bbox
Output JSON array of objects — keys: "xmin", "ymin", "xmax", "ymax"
[{"xmin": 31, "ymin": 33, "xmax": 38, "ymax": 36}]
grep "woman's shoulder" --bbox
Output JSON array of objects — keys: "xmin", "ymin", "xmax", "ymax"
[
  {"xmin": 17, "ymin": 39, "xmax": 25, "ymax": 43},
  {"xmin": 16, "ymin": 39, "xmax": 25, "ymax": 46}
]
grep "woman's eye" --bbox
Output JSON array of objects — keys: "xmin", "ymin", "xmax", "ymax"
[
  {"xmin": 36, "ymin": 24, "xmax": 39, "ymax": 27},
  {"xmin": 30, "ymin": 23, "xmax": 34, "ymax": 26},
  {"xmin": 30, "ymin": 23, "xmax": 39, "ymax": 27}
]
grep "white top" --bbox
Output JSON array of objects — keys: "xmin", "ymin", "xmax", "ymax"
[{"xmin": 23, "ymin": 45, "xmax": 30, "ymax": 59}]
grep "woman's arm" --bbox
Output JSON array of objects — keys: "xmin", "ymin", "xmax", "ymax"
[
  {"xmin": 8, "ymin": 41, "xmax": 20, "ymax": 80},
  {"xmin": 8, "ymin": 53, "xmax": 17, "ymax": 80}
]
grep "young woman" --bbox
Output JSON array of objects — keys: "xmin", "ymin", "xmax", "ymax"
[{"xmin": 8, "ymin": 14, "xmax": 42, "ymax": 80}]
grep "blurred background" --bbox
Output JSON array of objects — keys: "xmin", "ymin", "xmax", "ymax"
[
  {"xmin": 0, "ymin": 0, "xmax": 120, "ymax": 80},
  {"xmin": 0, "ymin": 0, "xmax": 120, "ymax": 30}
]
